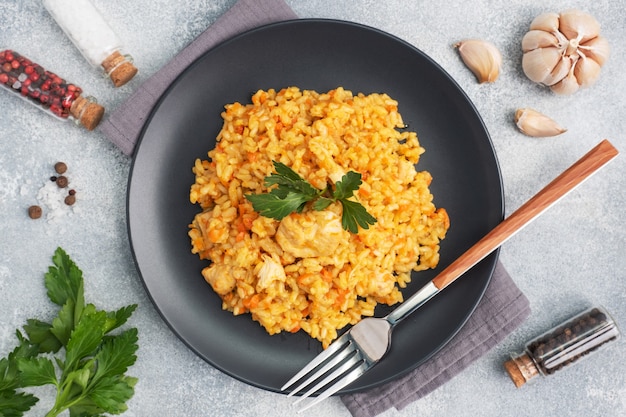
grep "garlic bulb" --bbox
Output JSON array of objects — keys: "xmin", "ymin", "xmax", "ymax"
[
  {"xmin": 455, "ymin": 39, "xmax": 502, "ymax": 83},
  {"xmin": 521, "ymin": 10, "xmax": 610, "ymax": 94},
  {"xmin": 515, "ymin": 108, "xmax": 567, "ymax": 137}
]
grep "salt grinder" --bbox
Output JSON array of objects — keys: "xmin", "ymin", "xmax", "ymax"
[
  {"xmin": 43, "ymin": 0, "xmax": 138, "ymax": 87},
  {"xmin": 504, "ymin": 306, "xmax": 620, "ymax": 388}
]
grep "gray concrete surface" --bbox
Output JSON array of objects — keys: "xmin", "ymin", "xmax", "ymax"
[{"xmin": 1, "ymin": 1, "xmax": 624, "ymax": 416}]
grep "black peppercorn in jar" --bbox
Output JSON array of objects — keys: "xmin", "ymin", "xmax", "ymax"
[
  {"xmin": 504, "ymin": 306, "xmax": 620, "ymax": 388},
  {"xmin": 0, "ymin": 49, "xmax": 104, "ymax": 130}
]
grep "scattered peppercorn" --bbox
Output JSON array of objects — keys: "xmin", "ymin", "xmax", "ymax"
[
  {"xmin": 68, "ymin": 189, "xmax": 76, "ymax": 196},
  {"xmin": 54, "ymin": 161, "xmax": 67, "ymax": 174},
  {"xmin": 56, "ymin": 175, "xmax": 68, "ymax": 188},
  {"xmin": 50, "ymin": 176, "xmax": 57, "ymax": 182},
  {"xmin": 64, "ymin": 194, "xmax": 76, "ymax": 206},
  {"xmin": 28, "ymin": 205, "xmax": 42, "ymax": 219}
]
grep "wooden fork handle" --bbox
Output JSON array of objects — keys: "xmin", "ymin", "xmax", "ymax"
[{"xmin": 432, "ymin": 139, "xmax": 619, "ymax": 290}]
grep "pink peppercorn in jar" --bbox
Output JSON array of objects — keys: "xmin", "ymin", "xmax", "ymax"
[
  {"xmin": 43, "ymin": 0, "xmax": 137, "ymax": 88},
  {"xmin": 0, "ymin": 49, "xmax": 104, "ymax": 130}
]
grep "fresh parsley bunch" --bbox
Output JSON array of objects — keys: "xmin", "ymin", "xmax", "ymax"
[
  {"xmin": 245, "ymin": 161, "xmax": 377, "ymax": 234},
  {"xmin": 0, "ymin": 248, "xmax": 138, "ymax": 417}
]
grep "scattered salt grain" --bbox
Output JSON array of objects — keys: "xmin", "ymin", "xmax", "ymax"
[{"xmin": 36, "ymin": 179, "xmax": 74, "ymax": 223}]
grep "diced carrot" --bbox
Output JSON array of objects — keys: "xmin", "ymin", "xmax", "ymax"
[
  {"xmin": 243, "ymin": 294, "xmax": 260, "ymax": 309},
  {"xmin": 321, "ymin": 268, "xmax": 333, "ymax": 283},
  {"xmin": 297, "ymin": 273, "xmax": 313, "ymax": 285},
  {"xmin": 242, "ymin": 215, "xmax": 255, "ymax": 230},
  {"xmin": 208, "ymin": 228, "xmax": 224, "ymax": 243},
  {"xmin": 333, "ymin": 291, "xmax": 346, "ymax": 309},
  {"xmin": 358, "ymin": 187, "xmax": 370, "ymax": 197}
]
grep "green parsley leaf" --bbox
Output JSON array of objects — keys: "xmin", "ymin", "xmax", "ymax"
[
  {"xmin": 50, "ymin": 300, "xmax": 75, "ymax": 347},
  {"xmin": 64, "ymin": 310, "xmax": 107, "ymax": 372},
  {"xmin": 0, "ymin": 331, "xmax": 39, "ymax": 392},
  {"xmin": 92, "ymin": 328, "xmax": 139, "ymax": 380},
  {"xmin": 246, "ymin": 161, "xmax": 377, "ymax": 233},
  {"xmin": 312, "ymin": 197, "xmax": 334, "ymax": 211},
  {"xmin": 0, "ymin": 390, "xmax": 38, "ymax": 417},
  {"xmin": 339, "ymin": 198, "xmax": 378, "ymax": 234},
  {"xmin": 67, "ymin": 398, "xmax": 106, "ymax": 417},
  {"xmin": 16, "ymin": 357, "xmax": 57, "ymax": 387},
  {"xmin": 264, "ymin": 161, "xmax": 321, "ymax": 198},
  {"xmin": 89, "ymin": 375, "xmax": 137, "ymax": 414},
  {"xmin": 104, "ymin": 305, "xmax": 138, "ymax": 334},
  {"xmin": 333, "ymin": 171, "xmax": 362, "ymax": 200},
  {"xmin": 245, "ymin": 190, "xmax": 312, "ymax": 220},
  {"xmin": 23, "ymin": 319, "xmax": 63, "ymax": 354},
  {"xmin": 45, "ymin": 248, "xmax": 83, "ymax": 307}
]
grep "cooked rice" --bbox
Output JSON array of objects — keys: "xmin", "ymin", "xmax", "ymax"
[{"xmin": 188, "ymin": 87, "xmax": 449, "ymax": 348}]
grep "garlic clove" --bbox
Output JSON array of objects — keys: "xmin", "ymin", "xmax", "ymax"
[
  {"xmin": 543, "ymin": 56, "xmax": 573, "ymax": 86},
  {"xmin": 550, "ymin": 71, "xmax": 580, "ymax": 95},
  {"xmin": 454, "ymin": 39, "xmax": 502, "ymax": 83},
  {"xmin": 522, "ymin": 30, "xmax": 560, "ymax": 52},
  {"xmin": 522, "ymin": 47, "xmax": 562, "ymax": 84},
  {"xmin": 559, "ymin": 9, "xmax": 601, "ymax": 43},
  {"xmin": 515, "ymin": 108, "xmax": 567, "ymax": 137},
  {"xmin": 574, "ymin": 56, "xmax": 602, "ymax": 87},
  {"xmin": 529, "ymin": 12, "xmax": 560, "ymax": 32},
  {"xmin": 580, "ymin": 35, "xmax": 610, "ymax": 66}
]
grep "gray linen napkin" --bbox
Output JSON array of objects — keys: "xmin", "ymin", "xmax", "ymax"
[{"xmin": 99, "ymin": 0, "xmax": 531, "ymax": 415}]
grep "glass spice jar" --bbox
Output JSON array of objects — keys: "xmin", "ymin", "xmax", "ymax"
[
  {"xmin": 0, "ymin": 49, "xmax": 104, "ymax": 130},
  {"xmin": 504, "ymin": 306, "xmax": 620, "ymax": 388},
  {"xmin": 42, "ymin": 0, "xmax": 137, "ymax": 87}
]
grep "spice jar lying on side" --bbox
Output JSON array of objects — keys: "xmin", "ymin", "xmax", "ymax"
[
  {"xmin": 0, "ymin": 49, "xmax": 104, "ymax": 130},
  {"xmin": 43, "ymin": 0, "xmax": 137, "ymax": 87},
  {"xmin": 504, "ymin": 306, "xmax": 620, "ymax": 388}
]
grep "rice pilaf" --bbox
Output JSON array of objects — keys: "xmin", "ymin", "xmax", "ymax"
[{"xmin": 188, "ymin": 87, "xmax": 449, "ymax": 348}]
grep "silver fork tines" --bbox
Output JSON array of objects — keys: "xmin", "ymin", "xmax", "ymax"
[
  {"xmin": 281, "ymin": 319, "xmax": 391, "ymax": 413},
  {"xmin": 287, "ymin": 343, "xmax": 356, "ymax": 399},
  {"xmin": 283, "ymin": 333, "xmax": 371, "ymax": 413},
  {"xmin": 293, "ymin": 350, "xmax": 362, "ymax": 407},
  {"xmin": 281, "ymin": 332, "xmax": 351, "ymax": 394}
]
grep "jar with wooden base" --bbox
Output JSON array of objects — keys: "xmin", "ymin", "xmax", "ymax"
[
  {"xmin": 43, "ymin": 0, "xmax": 138, "ymax": 87},
  {"xmin": 504, "ymin": 306, "xmax": 620, "ymax": 388},
  {"xmin": 0, "ymin": 49, "xmax": 104, "ymax": 130}
]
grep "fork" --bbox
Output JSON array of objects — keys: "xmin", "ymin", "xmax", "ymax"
[{"xmin": 281, "ymin": 139, "xmax": 618, "ymax": 412}]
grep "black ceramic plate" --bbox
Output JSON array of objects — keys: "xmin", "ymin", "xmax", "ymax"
[{"xmin": 127, "ymin": 19, "xmax": 503, "ymax": 394}]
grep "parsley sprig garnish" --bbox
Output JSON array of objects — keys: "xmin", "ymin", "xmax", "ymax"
[
  {"xmin": 245, "ymin": 161, "xmax": 377, "ymax": 233},
  {"xmin": 0, "ymin": 248, "xmax": 138, "ymax": 417}
]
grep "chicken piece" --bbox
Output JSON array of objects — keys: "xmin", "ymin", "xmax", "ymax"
[
  {"xmin": 256, "ymin": 253, "xmax": 287, "ymax": 291},
  {"xmin": 201, "ymin": 263, "xmax": 237, "ymax": 295},
  {"xmin": 367, "ymin": 270, "xmax": 396, "ymax": 297},
  {"xmin": 308, "ymin": 136, "xmax": 346, "ymax": 183},
  {"xmin": 276, "ymin": 210, "xmax": 347, "ymax": 258}
]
